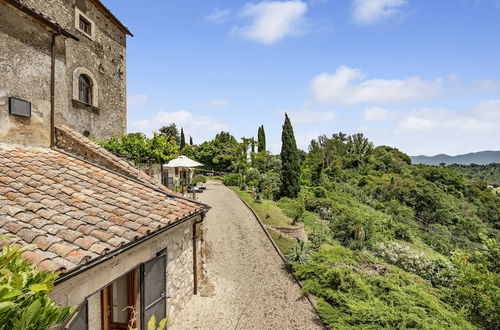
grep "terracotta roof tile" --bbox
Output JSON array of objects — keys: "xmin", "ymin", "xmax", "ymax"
[{"xmin": 0, "ymin": 139, "xmax": 207, "ymax": 273}]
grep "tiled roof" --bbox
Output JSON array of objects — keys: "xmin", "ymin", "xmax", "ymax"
[
  {"xmin": 0, "ymin": 144, "xmax": 207, "ymax": 273},
  {"xmin": 55, "ymin": 125, "xmax": 169, "ymax": 192}
]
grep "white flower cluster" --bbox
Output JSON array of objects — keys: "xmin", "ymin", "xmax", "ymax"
[{"xmin": 374, "ymin": 242, "xmax": 455, "ymax": 286}]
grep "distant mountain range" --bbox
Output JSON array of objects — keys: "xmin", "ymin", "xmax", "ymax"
[{"xmin": 411, "ymin": 151, "xmax": 500, "ymax": 165}]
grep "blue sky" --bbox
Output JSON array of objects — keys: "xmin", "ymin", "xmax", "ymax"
[{"xmin": 104, "ymin": 0, "xmax": 500, "ymax": 156}]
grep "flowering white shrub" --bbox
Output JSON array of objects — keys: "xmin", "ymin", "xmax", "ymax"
[{"xmin": 374, "ymin": 242, "xmax": 455, "ymax": 286}]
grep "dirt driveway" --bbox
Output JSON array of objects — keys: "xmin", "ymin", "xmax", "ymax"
[{"xmin": 170, "ymin": 180, "xmax": 323, "ymax": 330}]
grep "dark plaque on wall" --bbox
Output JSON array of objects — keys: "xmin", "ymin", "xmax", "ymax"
[{"xmin": 9, "ymin": 97, "xmax": 31, "ymax": 118}]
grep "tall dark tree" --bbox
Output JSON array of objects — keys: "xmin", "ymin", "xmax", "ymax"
[
  {"xmin": 279, "ymin": 114, "xmax": 301, "ymax": 198},
  {"xmin": 159, "ymin": 123, "xmax": 180, "ymax": 145},
  {"xmin": 189, "ymin": 135, "xmax": 193, "ymax": 145},
  {"xmin": 180, "ymin": 128, "xmax": 186, "ymax": 150},
  {"xmin": 258, "ymin": 125, "xmax": 266, "ymax": 152}
]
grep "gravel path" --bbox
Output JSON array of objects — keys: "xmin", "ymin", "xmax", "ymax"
[{"xmin": 170, "ymin": 180, "xmax": 323, "ymax": 330}]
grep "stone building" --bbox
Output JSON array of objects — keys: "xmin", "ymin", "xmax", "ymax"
[
  {"xmin": 0, "ymin": 0, "xmax": 130, "ymax": 146},
  {"xmin": 0, "ymin": 1, "xmax": 211, "ymax": 328}
]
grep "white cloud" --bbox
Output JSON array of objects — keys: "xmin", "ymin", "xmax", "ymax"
[
  {"xmin": 311, "ymin": 66, "xmax": 443, "ymax": 105},
  {"xmin": 233, "ymin": 1, "xmax": 308, "ymax": 45},
  {"xmin": 397, "ymin": 115, "xmax": 437, "ymax": 131},
  {"xmin": 205, "ymin": 8, "xmax": 232, "ymax": 23},
  {"xmin": 362, "ymin": 107, "xmax": 396, "ymax": 121},
  {"xmin": 285, "ymin": 110, "xmax": 336, "ymax": 124},
  {"xmin": 200, "ymin": 99, "xmax": 230, "ymax": 107},
  {"xmin": 471, "ymin": 99, "xmax": 500, "ymax": 120},
  {"xmin": 352, "ymin": 0, "xmax": 408, "ymax": 25},
  {"xmin": 127, "ymin": 94, "xmax": 148, "ymax": 107},
  {"xmin": 472, "ymin": 79, "xmax": 500, "ymax": 92},
  {"xmin": 295, "ymin": 131, "xmax": 322, "ymax": 150},
  {"xmin": 130, "ymin": 110, "xmax": 228, "ymax": 142},
  {"xmin": 389, "ymin": 104, "xmax": 500, "ymax": 155}
]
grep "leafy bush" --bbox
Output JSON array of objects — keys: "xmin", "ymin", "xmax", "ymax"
[
  {"xmin": 0, "ymin": 244, "xmax": 74, "ymax": 329},
  {"xmin": 278, "ymin": 198, "xmax": 305, "ymax": 225},
  {"xmin": 260, "ymin": 171, "xmax": 281, "ymax": 200},
  {"xmin": 192, "ymin": 174, "xmax": 207, "ymax": 184},
  {"xmin": 286, "ymin": 241, "xmax": 312, "ymax": 264},
  {"xmin": 245, "ymin": 168, "xmax": 262, "ymax": 184},
  {"xmin": 293, "ymin": 245, "xmax": 473, "ymax": 329},
  {"xmin": 95, "ymin": 132, "xmax": 178, "ymax": 166},
  {"xmin": 445, "ymin": 237, "xmax": 500, "ymax": 329},
  {"xmin": 223, "ymin": 174, "xmax": 240, "ymax": 186}
]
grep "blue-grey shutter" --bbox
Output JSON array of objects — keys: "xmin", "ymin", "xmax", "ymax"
[{"xmin": 141, "ymin": 254, "xmax": 167, "ymax": 327}]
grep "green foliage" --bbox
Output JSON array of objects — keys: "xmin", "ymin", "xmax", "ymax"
[
  {"xmin": 260, "ymin": 171, "xmax": 281, "ymax": 200},
  {"xmin": 192, "ymin": 174, "xmax": 207, "ymax": 184},
  {"xmin": 370, "ymin": 145, "xmax": 411, "ymax": 173},
  {"xmin": 449, "ymin": 163, "xmax": 500, "ymax": 187},
  {"xmin": 278, "ymin": 198, "xmax": 305, "ymax": 225},
  {"xmin": 286, "ymin": 241, "xmax": 312, "ymax": 264},
  {"xmin": 445, "ymin": 237, "xmax": 500, "ymax": 328},
  {"xmin": 187, "ymin": 132, "xmax": 240, "ymax": 172},
  {"xmin": 293, "ymin": 245, "xmax": 473, "ymax": 329},
  {"xmin": 0, "ymin": 244, "xmax": 74, "ymax": 330},
  {"xmin": 280, "ymin": 114, "xmax": 301, "ymax": 198},
  {"xmin": 180, "ymin": 128, "xmax": 186, "ymax": 151},
  {"xmin": 257, "ymin": 125, "xmax": 266, "ymax": 153},
  {"xmin": 95, "ymin": 133, "xmax": 178, "ymax": 166},
  {"xmin": 158, "ymin": 123, "xmax": 180, "ymax": 145},
  {"xmin": 223, "ymin": 174, "xmax": 240, "ymax": 186}
]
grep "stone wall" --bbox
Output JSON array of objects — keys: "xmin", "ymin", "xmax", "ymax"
[
  {"xmin": 0, "ymin": 0, "xmax": 127, "ymax": 147},
  {"xmin": 268, "ymin": 223, "xmax": 307, "ymax": 241},
  {"xmin": 0, "ymin": 3, "xmax": 68, "ymax": 147},
  {"xmin": 51, "ymin": 215, "xmax": 205, "ymax": 328},
  {"xmin": 140, "ymin": 163, "xmax": 163, "ymax": 185}
]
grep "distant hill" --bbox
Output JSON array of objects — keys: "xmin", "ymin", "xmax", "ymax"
[{"xmin": 411, "ymin": 151, "xmax": 500, "ymax": 165}]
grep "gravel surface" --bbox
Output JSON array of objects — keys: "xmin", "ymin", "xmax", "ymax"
[{"xmin": 170, "ymin": 180, "xmax": 324, "ymax": 330}]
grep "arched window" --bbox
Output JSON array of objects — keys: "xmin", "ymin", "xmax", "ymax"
[{"xmin": 78, "ymin": 74, "xmax": 93, "ymax": 104}]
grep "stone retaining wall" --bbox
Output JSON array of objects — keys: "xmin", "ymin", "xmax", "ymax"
[{"xmin": 268, "ymin": 223, "xmax": 307, "ymax": 241}]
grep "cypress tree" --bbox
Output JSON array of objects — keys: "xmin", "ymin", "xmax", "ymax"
[
  {"xmin": 257, "ymin": 125, "xmax": 266, "ymax": 153},
  {"xmin": 279, "ymin": 114, "xmax": 300, "ymax": 198},
  {"xmin": 189, "ymin": 135, "xmax": 193, "ymax": 145},
  {"xmin": 257, "ymin": 126, "xmax": 262, "ymax": 152},
  {"xmin": 180, "ymin": 128, "xmax": 186, "ymax": 150},
  {"xmin": 261, "ymin": 125, "xmax": 266, "ymax": 152}
]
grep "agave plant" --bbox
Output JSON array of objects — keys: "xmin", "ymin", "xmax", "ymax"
[{"xmin": 286, "ymin": 241, "xmax": 312, "ymax": 264}]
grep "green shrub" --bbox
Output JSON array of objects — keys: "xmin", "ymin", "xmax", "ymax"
[
  {"xmin": 293, "ymin": 245, "xmax": 473, "ymax": 329},
  {"xmin": 245, "ymin": 168, "xmax": 261, "ymax": 184},
  {"xmin": 0, "ymin": 244, "xmax": 74, "ymax": 329},
  {"xmin": 445, "ymin": 238, "xmax": 500, "ymax": 329},
  {"xmin": 261, "ymin": 171, "xmax": 281, "ymax": 200},
  {"xmin": 278, "ymin": 198, "xmax": 305, "ymax": 225},
  {"xmin": 192, "ymin": 174, "xmax": 207, "ymax": 184},
  {"xmin": 223, "ymin": 174, "xmax": 240, "ymax": 186},
  {"xmin": 286, "ymin": 241, "xmax": 312, "ymax": 264}
]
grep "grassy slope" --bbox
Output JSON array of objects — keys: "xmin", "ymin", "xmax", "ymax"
[{"xmin": 230, "ymin": 188, "xmax": 294, "ymax": 227}]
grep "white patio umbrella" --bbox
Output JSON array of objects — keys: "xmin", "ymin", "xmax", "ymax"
[{"xmin": 164, "ymin": 155, "xmax": 203, "ymax": 168}]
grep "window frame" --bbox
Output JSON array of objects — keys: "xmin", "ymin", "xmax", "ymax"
[
  {"xmin": 75, "ymin": 8, "xmax": 95, "ymax": 40},
  {"xmin": 78, "ymin": 74, "xmax": 93, "ymax": 105}
]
